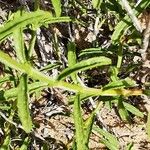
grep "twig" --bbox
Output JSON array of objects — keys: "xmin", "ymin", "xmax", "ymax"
[
  {"xmin": 142, "ymin": 15, "xmax": 150, "ymax": 53},
  {"xmin": 121, "ymin": 0, "xmax": 142, "ymax": 32},
  {"xmin": 0, "ymin": 111, "xmax": 23, "ymax": 130}
]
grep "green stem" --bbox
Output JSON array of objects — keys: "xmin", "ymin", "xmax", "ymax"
[{"xmin": 0, "ymin": 50, "xmax": 143, "ymax": 97}]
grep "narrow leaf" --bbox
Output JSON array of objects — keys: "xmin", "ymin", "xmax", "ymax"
[
  {"xmin": 17, "ymin": 74, "xmax": 32, "ymax": 133},
  {"xmin": 0, "ymin": 10, "xmax": 71, "ymax": 42},
  {"xmin": 13, "ymin": 28, "xmax": 26, "ymax": 63},
  {"xmin": 101, "ymin": 138, "xmax": 118, "ymax": 150},
  {"xmin": 51, "ymin": 0, "xmax": 62, "ymax": 17},
  {"xmin": 84, "ymin": 102, "xmax": 103, "ymax": 145},
  {"xmin": 13, "ymin": 10, "xmax": 26, "ymax": 63},
  {"xmin": 0, "ymin": 10, "xmax": 51, "ymax": 41},
  {"xmin": 118, "ymin": 97, "xmax": 130, "ymax": 121},
  {"xmin": 93, "ymin": 126, "xmax": 119, "ymax": 149},
  {"xmin": 79, "ymin": 48, "xmax": 105, "ymax": 58},
  {"xmin": 73, "ymin": 94, "xmax": 86, "ymax": 150},
  {"xmin": 111, "ymin": 0, "xmax": 150, "ymax": 43},
  {"xmin": 39, "ymin": 62, "xmax": 61, "ymax": 72},
  {"xmin": 103, "ymin": 78, "xmax": 136, "ymax": 90},
  {"xmin": 125, "ymin": 142, "xmax": 133, "ymax": 150},
  {"xmin": 57, "ymin": 56, "xmax": 111, "ymax": 80},
  {"xmin": 20, "ymin": 137, "xmax": 30, "ymax": 150},
  {"xmin": 92, "ymin": 0, "xmax": 102, "ymax": 9},
  {"xmin": 67, "ymin": 42, "xmax": 78, "ymax": 83},
  {"xmin": 123, "ymin": 102, "xmax": 144, "ymax": 118},
  {"xmin": 0, "ymin": 82, "xmax": 48, "ymax": 101}
]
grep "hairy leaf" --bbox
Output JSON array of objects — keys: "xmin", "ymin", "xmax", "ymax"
[
  {"xmin": 51, "ymin": 0, "xmax": 62, "ymax": 17},
  {"xmin": 57, "ymin": 57, "xmax": 111, "ymax": 80},
  {"xmin": 0, "ymin": 10, "xmax": 71, "ymax": 42},
  {"xmin": 17, "ymin": 74, "xmax": 32, "ymax": 133}
]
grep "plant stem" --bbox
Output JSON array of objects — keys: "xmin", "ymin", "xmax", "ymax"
[{"xmin": 0, "ymin": 50, "xmax": 143, "ymax": 97}]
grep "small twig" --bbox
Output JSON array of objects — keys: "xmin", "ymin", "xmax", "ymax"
[
  {"xmin": 121, "ymin": 0, "xmax": 142, "ymax": 32},
  {"xmin": 31, "ymin": 131, "xmax": 46, "ymax": 142},
  {"xmin": 142, "ymin": 16, "xmax": 150, "ymax": 53},
  {"xmin": 0, "ymin": 111, "xmax": 23, "ymax": 130}
]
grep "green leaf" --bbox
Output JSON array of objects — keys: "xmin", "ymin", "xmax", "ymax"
[
  {"xmin": 13, "ymin": 13, "xmax": 27, "ymax": 63},
  {"xmin": 67, "ymin": 42, "xmax": 78, "ymax": 83},
  {"xmin": 0, "ymin": 50, "xmax": 143, "ymax": 97},
  {"xmin": 51, "ymin": 0, "xmax": 62, "ymax": 17},
  {"xmin": 0, "ymin": 10, "xmax": 50, "ymax": 41},
  {"xmin": 0, "ymin": 10, "xmax": 71, "ymax": 42},
  {"xmin": 68, "ymin": 42, "xmax": 77, "ymax": 70},
  {"xmin": 39, "ymin": 62, "xmax": 61, "ymax": 72},
  {"xmin": 20, "ymin": 137, "xmax": 30, "ymax": 150},
  {"xmin": 123, "ymin": 102, "xmax": 144, "ymax": 118},
  {"xmin": 118, "ymin": 97, "xmax": 130, "ymax": 121},
  {"xmin": 125, "ymin": 142, "xmax": 133, "ymax": 150},
  {"xmin": 73, "ymin": 94, "xmax": 86, "ymax": 150},
  {"xmin": 84, "ymin": 102, "xmax": 103, "ymax": 146},
  {"xmin": 0, "ymin": 50, "xmax": 26, "ymax": 72},
  {"xmin": 13, "ymin": 28, "xmax": 26, "ymax": 63},
  {"xmin": 93, "ymin": 125, "xmax": 119, "ymax": 149},
  {"xmin": 67, "ymin": 42, "xmax": 86, "ymax": 149},
  {"xmin": 57, "ymin": 56, "xmax": 111, "ymax": 80},
  {"xmin": 0, "ymin": 82, "xmax": 48, "ymax": 101},
  {"xmin": 17, "ymin": 74, "xmax": 32, "ymax": 133},
  {"xmin": 103, "ymin": 78, "xmax": 136, "ymax": 90},
  {"xmin": 79, "ymin": 48, "xmax": 108, "ymax": 58},
  {"xmin": 0, "ymin": 134, "xmax": 10, "ymax": 150},
  {"xmin": 101, "ymin": 138, "xmax": 118, "ymax": 150},
  {"xmin": 92, "ymin": 0, "xmax": 102, "ymax": 9},
  {"xmin": 109, "ymin": 66, "xmax": 119, "ymax": 81},
  {"xmin": 111, "ymin": 0, "xmax": 150, "ymax": 43}
]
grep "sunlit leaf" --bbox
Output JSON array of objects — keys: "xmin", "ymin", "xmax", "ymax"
[
  {"xmin": 84, "ymin": 102, "xmax": 103, "ymax": 145},
  {"xmin": 51, "ymin": 0, "xmax": 62, "ymax": 17},
  {"xmin": 118, "ymin": 97, "xmax": 130, "ymax": 121},
  {"xmin": 73, "ymin": 94, "xmax": 86, "ymax": 149},
  {"xmin": 111, "ymin": 0, "xmax": 150, "ymax": 43},
  {"xmin": 67, "ymin": 42, "xmax": 78, "ymax": 83},
  {"xmin": 1, "ymin": 134, "xmax": 10, "ymax": 149},
  {"xmin": 123, "ymin": 102, "xmax": 144, "ymax": 118},
  {"xmin": 0, "ymin": 10, "xmax": 71, "ymax": 42},
  {"xmin": 92, "ymin": 0, "xmax": 102, "ymax": 9},
  {"xmin": 125, "ymin": 142, "xmax": 133, "ymax": 150},
  {"xmin": 104, "ymin": 78, "xmax": 136, "ymax": 90},
  {"xmin": 93, "ymin": 125, "xmax": 119, "ymax": 149},
  {"xmin": 0, "ymin": 50, "xmax": 143, "ymax": 97},
  {"xmin": 17, "ymin": 74, "xmax": 32, "ymax": 133},
  {"xmin": 57, "ymin": 56, "xmax": 111, "ymax": 80},
  {"xmin": 20, "ymin": 137, "xmax": 30, "ymax": 150}
]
